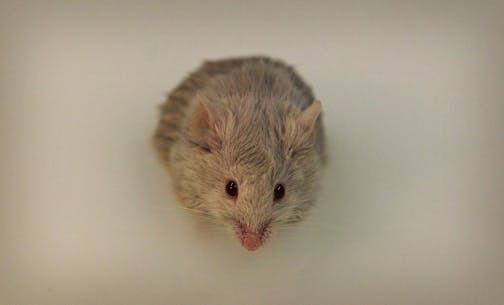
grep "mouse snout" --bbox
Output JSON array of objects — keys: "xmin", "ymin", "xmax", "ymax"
[{"xmin": 235, "ymin": 221, "xmax": 271, "ymax": 251}]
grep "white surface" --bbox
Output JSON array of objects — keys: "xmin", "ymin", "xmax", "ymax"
[{"xmin": 1, "ymin": 1, "xmax": 503, "ymax": 304}]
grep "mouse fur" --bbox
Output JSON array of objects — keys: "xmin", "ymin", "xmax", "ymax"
[{"xmin": 153, "ymin": 56, "xmax": 326, "ymax": 250}]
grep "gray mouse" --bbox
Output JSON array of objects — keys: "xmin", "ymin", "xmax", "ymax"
[{"xmin": 153, "ymin": 56, "xmax": 326, "ymax": 250}]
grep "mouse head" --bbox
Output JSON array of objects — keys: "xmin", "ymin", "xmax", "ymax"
[{"xmin": 179, "ymin": 95, "xmax": 323, "ymax": 251}]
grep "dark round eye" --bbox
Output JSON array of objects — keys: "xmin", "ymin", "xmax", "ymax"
[
  {"xmin": 273, "ymin": 184, "xmax": 285, "ymax": 201},
  {"xmin": 226, "ymin": 180, "xmax": 238, "ymax": 198}
]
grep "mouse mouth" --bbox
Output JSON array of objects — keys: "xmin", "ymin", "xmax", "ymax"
[{"xmin": 234, "ymin": 221, "xmax": 271, "ymax": 251}]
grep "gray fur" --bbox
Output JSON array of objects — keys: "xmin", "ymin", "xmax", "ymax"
[{"xmin": 153, "ymin": 56, "xmax": 326, "ymax": 240}]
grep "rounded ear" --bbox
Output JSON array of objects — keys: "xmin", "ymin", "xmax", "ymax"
[
  {"xmin": 189, "ymin": 101, "xmax": 211, "ymax": 137},
  {"xmin": 284, "ymin": 100, "xmax": 322, "ymax": 153},
  {"xmin": 187, "ymin": 101, "xmax": 221, "ymax": 151},
  {"xmin": 296, "ymin": 100, "xmax": 322, "ymax": 134}
]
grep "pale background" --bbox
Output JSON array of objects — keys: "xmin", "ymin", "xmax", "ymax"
[{"xmin": 1, "ymin": 1, "xmax": 503, "ymax": 304}]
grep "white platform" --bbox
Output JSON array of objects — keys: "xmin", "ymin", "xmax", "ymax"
[{"xmin": 1, "ymin": 1, "xmax": 503, "ymax": 304}]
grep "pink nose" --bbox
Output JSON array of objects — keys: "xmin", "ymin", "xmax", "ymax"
[
  {"xmin": 236, "ymin": 222, "xmax": 270, "ymax": 251},
  {"xmin": 240, "ymin": 232, "xmax": 263, "ymax": 251}
]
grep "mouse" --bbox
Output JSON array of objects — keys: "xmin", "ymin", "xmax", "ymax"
[{"xmin": 153, "ymin": 56, "xmax": 326, "ymax": 251}]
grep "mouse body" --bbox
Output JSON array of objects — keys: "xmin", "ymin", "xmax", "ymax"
[{"xmin": 153, "ymin": 56, "xmax": 326, "ymax": 250}]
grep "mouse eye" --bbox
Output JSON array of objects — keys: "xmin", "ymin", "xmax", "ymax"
[
  {"xmin": 273, "ymin": 183, "xmax": 285, "ymax": 201},
  {"xmin": 225, "ymin": 180, "xmax": 238, "ymax": 198}
]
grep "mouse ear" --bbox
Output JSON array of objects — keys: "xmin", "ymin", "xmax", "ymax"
[
  {"xmin": 296, "ymin": 100, "xmax": 321, "ymax": 134},
  {"xmin": 187, "ymin": 101, "xmax": 221, "ymax": 151},
  {"xmin": 285, "ymin": 100, "xmax": 322, "ymax": 152}
]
